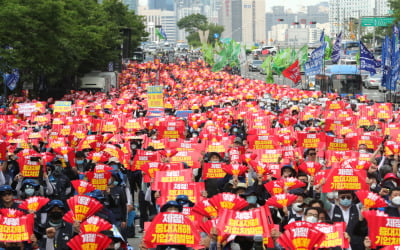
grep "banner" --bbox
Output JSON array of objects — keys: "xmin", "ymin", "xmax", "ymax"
[
  {"xmin": 147, "ymin": 85, "xmax": 164, "ymax": 108},
  {"xmin": 54, "ymin": 101, "xmax": 72, "ymax": 113},
  {"xmin": 19, "ymin": 159, "xmax": 42, "ymax": 178}
]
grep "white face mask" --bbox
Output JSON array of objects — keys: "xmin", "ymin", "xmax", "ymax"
[
  {"xmin": 359, "ymin": 149, "xmax": 367, "ymax": 153},
  {"xmin": 305, "ymin": 216, "xmax": 318, "ymax": 223},
  {"xmin": 292, "ymin": 202, "xmax": 303, "ymax": 212},
  {"xmin": 370, "ymin": 183, "xmax": 377, "ymax": 189},
  {"xmin": 392, "ymin": 196, "xmax": 400, "ymax": 206}
]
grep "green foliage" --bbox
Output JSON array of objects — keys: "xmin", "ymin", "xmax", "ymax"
[
  {"xmin": 0, "ymin": 0, "xmax": 147, "ymax": 92},
  {"xmin": 177, "ymin": 14, "xmax": 224, "ymax": 46}
]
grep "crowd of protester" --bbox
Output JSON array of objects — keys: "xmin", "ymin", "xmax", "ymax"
[{"xmin": 0, "ymin": 58, "xmax": 398, "ymax": 250}]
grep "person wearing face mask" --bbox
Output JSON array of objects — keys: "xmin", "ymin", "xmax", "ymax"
[
  {"xmin": 203, "ymin": 152, "xmax": 225, "ymax": 198},
  {"xmin": 321, "ymin": 190, "xmax": 364, "ymax": 250},
  {"xmin": 36, "ymin": 200, "xmax": 79, "ymax": 250},
  {"xmin": 104, "ymin": 173, "xmax": 128, "ymax": 238},
  {"xmin": 72, "ymin": 151, "xmax": 90, "ymax": 179},
  {"xmin": 17, "ymin": 179, "xmax": 41, "ymax": 199},
  {"xmin": 283, "ymin": 194, "xmax": 306, "ymax": 225},
  {"xmin": 303, "ymin": 207, "xmax": 320, "ymax": 224},
  {"xmin": 384, "ymin": 187, "xmax": 400, "ymax": 216}
]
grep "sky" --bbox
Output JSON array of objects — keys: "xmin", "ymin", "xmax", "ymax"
[
  {"xmin": 138, "ymin": 0, "xmax": 325, "ymax": 12},
  {"xmin": 266, "ymin": 0, "xmax": 325, "ymax": 12}
]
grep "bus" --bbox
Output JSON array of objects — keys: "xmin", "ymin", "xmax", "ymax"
[
  {"xmin": 315, "ymin": 65, "xmax": 363, "ymax": 97},
  {"xmin": 341, "ymin": 40, "xmax": 359, "ymax": 55}
]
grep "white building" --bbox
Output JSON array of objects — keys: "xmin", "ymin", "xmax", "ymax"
[
  {"xmin": 138, "ymin": 7, "xmax": 177, "ymax": 42},
  {"xmin": 329, "ymin": 0, "xmax": 391, "ymax": 36}
]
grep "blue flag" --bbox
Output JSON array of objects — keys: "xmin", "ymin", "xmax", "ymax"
[
  {"xmin": 304, "ymin": 42, "xmax": 327, "ymax": 76},
  {"xmin": 359, "ymin": 41, "xmax": 381, "ymax": 75},
  {"xmin": 3, "ymin": 68, "xmax": 19, "ymax": 91},
  {"xmin": 319, "ymin": 29, "xmax": 325, "ymax": 43},
  {"xmin": 331, "ymin": 32, "xmax": 342, "ymax": 64},
  {"xmin": 160, "ymin": 28, "xmax": 167, "ymax": 40}
]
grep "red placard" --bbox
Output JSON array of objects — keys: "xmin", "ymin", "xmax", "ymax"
[
  {"xmin": 217, "ymin": 205, "xmax": 274, "ymax": 247},
  {"xmin": 202, "ymin": 162, "xmax": 227, "ymax": 179},
  {"xmin": 314, "ymin": 222, "xmax": 349, "ymax": 248},
  {"xmin": 247, "ymin": 135, "xmax": 279, "ymax": 150},
  {"xmin": 18, "ymin": 158, "xmax": 42, "ymax": 178},
  {"xmin": 156, "ymin": 182, "xmax": 205, "ymax": 205},
  {"xmin": 364, "ymin": 211, "xmax": 400, "ymax": 248},
  {"xmin": 322, "ymin": 167, "xmax": 368, "ymax": 193},
  {"xmin": 297, "ymin": 132, "xmax": 326, "ymax": 149},
  {"xmin": 0, "ymin": 213, "xmax": 34, "ymax": 242},
  {"xmin": 151, "ymin": 169, "xmax": 193, "ymax": 190},
  {"xmin": 325, "ymin": 137, "xmax": 352, "ymax": 151},
  {"xmin": 143, "ymin": 212, "xmax": 201, "ymax": 248},
  {"xmin": 170, "ymin": 150, "xmax": 201, "ymax": 168}
]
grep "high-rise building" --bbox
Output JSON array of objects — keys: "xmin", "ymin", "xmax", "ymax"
[
  {"xmin": 149, "ymin": 0, "xmax": 175, "ymax": 11},
  {"xmin": 329, "ymin": 0, "xmax": 391, "ymax": 36},
  {"xmin": 138, "ymin": 7, "xmax": 177, "ymax": 42},
  {"xmin": 266, "ymin": 2, "xmax": 329, "ymax": 41},
  {"xmin": 219, "ymin": 0, "xmax": 266, "ymax": 46}
]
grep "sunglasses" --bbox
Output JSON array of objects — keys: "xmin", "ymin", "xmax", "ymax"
[
  {"xmin": 309, "ymin": 153, "xmax": 316, "ymax": 156},
  {"xmin": 340, "ymin": 195, "xmax": 352, "ymax": 200}
]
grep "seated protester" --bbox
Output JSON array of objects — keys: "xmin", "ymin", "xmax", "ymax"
[
  {"xmin": 86, "ymin": 190, "xmax": 117, "ymax": 225},
  {"xmin": 239, "ymin": 186, "xmax": 265, "ymax": 210},
  {"xmin": 175, "ymin": 194, "xmax": 194, "ymax": 208},
  {"xmin": 15, "ymin": 176, "xmax": 54, "ymax": 199},
  {"xmin": 47, "ymin": 161, "xmax": 73, "ymax": 202},
  {"xmin": 0, "ymin": 185, "xmax": 19, "ymax": 209},
  {"xmin": 280, "ymin": 162, "xmax": 297, "ymax": 179},
  {"xmin": 36, "ymin": 200, "xmax": 79, "ymax": 250},
  {"xmin": 101, "ymin": 229, "xmax": 132, "ymax": 250}
]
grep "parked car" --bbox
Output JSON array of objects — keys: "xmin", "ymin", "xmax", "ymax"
[
  {"xmin": 364, "ymin": 73, "xmax": 382, "ymax": 89},
  {"xmin": 248, "ymin": 60, "xmax": 263, "ymax": 72},
  {"xmin": 261, "ymin": 46, "xmax": 278, "ymax": 55}
]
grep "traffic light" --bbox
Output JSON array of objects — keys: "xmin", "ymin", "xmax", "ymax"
[
  {"xmin": 277, "ymin": 19, "xmax": 284, "ymax": 22},
  {"xmin": 292, "ymin": 22, "xmax": 299, "ymax": 25},
  {"xmin": 309, "ymin": 21, "xmax": 317, "ymax": 24}
]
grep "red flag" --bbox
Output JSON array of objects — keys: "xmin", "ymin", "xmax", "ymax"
[{"xmin": 282, "ymin": 60, "xmax": 301, "ymax": 84}]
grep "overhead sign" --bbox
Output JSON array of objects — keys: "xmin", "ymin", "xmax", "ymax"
[{"xmin": 361, "ymin": 17, "xmax": 394, "ymax": 27}]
